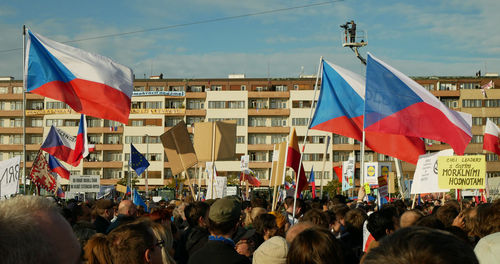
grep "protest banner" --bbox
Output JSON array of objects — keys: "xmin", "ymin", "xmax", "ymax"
[
  {"xmin": 270, "ymin": 141, "xmax": 287, "ymax": 187},
  {"xmin": 411, "ymin": 149, "xmax": 453, "ymax": 194},
  {"xmin": 388, "ymin": 172, "xmax": 396, "ymax": 193},
  {"xmin": 207, "ymin": 176, "xmax": 227, "ymax": 199},
  {"xmin": 364, "ymin": 162, "xmax": 378, "ymax": 186},
  {"xmin": 438, "ymin": 155, "xmax": 486, "ymax": 189},
  {"xmin": 240, "ymin": 155, "xmax": 249, "ymax": 171},
  {"xmin": 378, "ymin": 176, "xmax": 388, "ymax": 197},
  {"xmin": 0, "ymin": 156, "xmax": 21, "ymax": 199},
  {"xmin": 69, "ymin": 175, "xmax": 100, "ymax": 193},
  {"xmin": 342, "ymin": 157, "xmax": 355, "ymax": 191}
]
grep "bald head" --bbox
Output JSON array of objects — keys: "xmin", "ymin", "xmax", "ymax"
[
  {"xmin": 118, "ymin": 200, "xmax": 137, "ymax": 217},
  {"xmin": 400, "ymin": 210, "xmax": 423, "ymax": 228},
  {"xmin": 286, "ymin": 221, "xmax": 315, "ymax": 244}
]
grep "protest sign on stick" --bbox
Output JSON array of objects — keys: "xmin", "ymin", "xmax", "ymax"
[
  {"xmin": 438, "ymin": 155, "xmax": 486, "ymax": 189},
  {"xmin": 411, "ymin": 149, "xmax": 453, "ymax": 194},
  {"xmin": 0, "ymin": 156, "xmax": 21, "ymax": 199}
]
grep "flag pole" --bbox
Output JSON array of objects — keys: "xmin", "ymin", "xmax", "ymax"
[
  {"xmin": 292, "ymin": 56, "xmax": 323, "ymax": 221},
  {"xmin": 320, "ymin": 135, "xmax": 330, "ymax": 198},
  {"xmin": 22, "ymin": 25, "xmax": 27, "ymax": 194},
  {"xmin": 145, "ymin": 134, "xmax": 149, "ymax": 199},
  {"xmin": 271, "ymin": 144, "xmax": 278, "ymax": 211}
]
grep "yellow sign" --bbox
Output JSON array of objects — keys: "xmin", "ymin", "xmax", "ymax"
[
  {"xmin": 367, "ymin": 166, "xmax": 376, "ymax": 176},
  {"xmin": 381, "ymin": 166, "xmax": 389, "ymax": 177},
  {"xmin": 364, "ymin": 183, "xmax": 371, "ymax": 194},
  {"xmin": 130, "ymin": 108, "xmax": 185, "ymax": 114},
  {"xmin": 438, "ymin": 155, "xmax": 486, "ymax": 189},
  {"xmin": 26, "ymin": 109, "xmax": 72, "ymax": 115}
]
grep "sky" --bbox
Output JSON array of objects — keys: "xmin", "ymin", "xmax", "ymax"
[{"xmin": 1, "ymin": 0, "xmax": 499, "ymax": 80}]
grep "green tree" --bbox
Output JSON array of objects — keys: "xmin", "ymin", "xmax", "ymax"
[{"xmin": 323, "ymin": 179, "xmax": 342, "ymax": 198}]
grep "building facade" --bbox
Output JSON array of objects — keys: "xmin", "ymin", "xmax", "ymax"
[{"xmin": 0, "ymin": 75, "xmax": 499, "ymax": 194}]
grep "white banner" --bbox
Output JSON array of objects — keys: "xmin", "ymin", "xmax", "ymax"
[
  {"xmin": 342, "ymin": 157, "xmax": 355, "ymax": 191},
  {"xmin": 240, "ymin": 155, "xmax": 249, "ymax": 170},
  {"xmin": 364, "ymin": 162, "xmax": 379, "ymax": 185},
  {"xmin": 411, "ymin": 149, "xmax": 453, "ymax": 194},
  {"xmin": 207, "ymin": 176, "xmax": 227, "ymax": 199},
  {"xmin": 69, "ymin": 175, "xmax": 100, "ymax": 193},
  {"xmin": 0, "ymin": 156, "xmax": 21, "ymax": 199}
]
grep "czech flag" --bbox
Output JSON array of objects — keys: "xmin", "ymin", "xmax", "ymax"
[
  {"xmin": 25, "ymin": 30, "xmax": 134, "ymax": 124},
  {"xmin": 309, "ymin": 59, "xmax": 425, "ymax": 164},
  {"xmin": 364, "ymin": 53, "xmax": 472, "ymax": 155},
  {"xmin": 56, "ymin": 187, "xmax": 65, "ymax": 198},
  {"xmin": 309, "ymin": 167, "xmax": 316, "ymax": 199},
  {"xmin": 286, "ymin": 128, "xmax": 308, "ymax": 197},
  {"xmin": 48, "ymin": 154, "xmax": 70, "ymax": 180},
  {"xmin": 483, "ymin": 119, "xmax": 500, "ymax": 156}
]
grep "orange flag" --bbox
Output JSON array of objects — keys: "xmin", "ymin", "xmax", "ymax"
[{"xmin": 286, "ymin": 128, "xmax": 308, "ymax": 197}]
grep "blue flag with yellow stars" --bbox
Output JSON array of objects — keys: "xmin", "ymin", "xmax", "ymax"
[{"xmin": 130, "ymin": 143, "xmax": 150, "ymax": 176}]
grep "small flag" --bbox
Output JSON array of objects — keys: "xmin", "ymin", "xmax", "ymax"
[
  {"xmin": 130, "ymin": 143, "xmax": 150, "ymax": 176},
  {"xmin": 126, "ymin": 186, "xmax": 131, "ymax": 196},
  {"xmin": 48, "ymin": 154, "xmax": 70, "ymax": 180},
  {"xmin": 132, "ymin": 189, "xmax": 149, "ymax": 212},
  {"xmin": 56, "ymin": 187, "xmax": 65, "ymax": 198},
  {"xmin": 334, "ymin": 166, "xmax": 343, "ymax": 182},
  {"xmin": 241, "ymin": 169, "xmax": 261, "ymax": 187},
  {"xmin": 483, "ymin": 119, "xmax": 500, "ymax": 156},
  {"xmin": 309, "ymin": 167, "xmax": 316, "ymax": 199},
  {"xmin": 481, "ymin": 80, "xmax": 494, "ymax": 98},
  {"xmin": 29, "ymin": 151, "xmax": 57, "ymax": 192}
]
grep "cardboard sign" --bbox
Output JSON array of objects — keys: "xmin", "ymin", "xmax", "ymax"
[
  {"xmin": 0, "ymin": 156, "xmax": 21, "ymax": 199},
  {"xmin": 438, "ymin": 155, "xmax": 486, "ymax": 189},
  {"xmin": 161, "ymin": 121, "xmax": 198, "ymax": 176},
  {"xmin": 411, "ymin": 149, "xmax": 452, "ymax": 194}
]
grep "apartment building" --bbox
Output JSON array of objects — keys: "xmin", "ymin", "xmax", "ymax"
[{"xmin": 0, "ymin": 75, "xmax": 499, "ymax": 194}]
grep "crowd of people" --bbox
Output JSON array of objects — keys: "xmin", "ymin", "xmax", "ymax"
[{"xmin": 0, "ymin": 190, "xmax": 498, "ymax": 264}]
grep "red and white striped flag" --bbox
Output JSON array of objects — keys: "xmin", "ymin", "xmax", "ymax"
[{"xmin": 483, "ymin": 119, "xmax": 500, "ymax": 156}]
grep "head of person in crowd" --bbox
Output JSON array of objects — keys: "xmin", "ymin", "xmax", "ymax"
[
  {"xmin": 324, "ymin": 210, "xmax": 340, "ymax": 234},
  {"xmin": 269, "ymin": 211, "xmax": 288, "ymax": 236},
  {"xmin": 73, "ymin": 202, "xmax": 92, "ymax": 223},
  {"xmin": 435, "ymin": 204, "xmax": 459, "ymax": 228},
  {"xmin": 284, "ymin": 197, "xmax": 303, "ymax": 217},
  {"xmin": 462, "ymin": 207, "xmax": 478, "ymax": 238},
  {"xmin": 93, "ymin": 220, "xmax": 164, "ymax": 264},
  {"xmin": 253, "ymin": 213, "xmax": 278, "ymax": 241},
  {"xmin": 367, "ymin": 208, "xmax": 398, "ymax": 241},
  {"xmin": 119, "ymin": 199, "xmax": 138, "ymax": 217},
  {"xmin": 208, "ymin": 197, "xmax": 242, "ymax": 238},
  {"xmin": 415, "ymin": 215, "xmax": 445, "ymax": 230},
  {"xmin": 287, "ymin": 226, "xmax": 343, "ymax": 264},
  {"xmin": 475, "ymin": 201, "xmax": 500, "ymax": 238},
  {"xmin": 400, "ymin": 209, "xmax": 424, "ymax": 228},
  {"xmin": 84, "ymin": 233, "xmax": 113, "ymax": 264},
  {"xmin": 95, "ymin": 199, "xmax": 115, "ymax": 221},
  {"xmin": 73, "ymin": 220, "xmax": 97, "ymax": 253},
  {"xmin": 184, "ymin": 201, "xmax": 210, "ymax": 229},
  {"xmin": 285, "ymin": 221, "xmax": 315, "ymax": 244},
  {"xmin": 251, "ymin": 197, "xmax": 268, "ymax": 210},
  {"xmin": 150, "ymin": 221, "xmax": 176, "ymax": 264},
  {"xmin": 244, "ymin": 207, "xmax": 267, "ymax": 228},
  {"xmin": 362, "ymin": 226, "xmax": 479, "ymax": 264},
  {"xmin": 344, "ymin": 208, "xmax": 368, "ymax": 233},
  {"xmin": 474, "ymin": 231, "xmax": 500, "ymax": 264},
  {"xmin": 301, "ymin": 208, "xmax": 329, "ymax": 229},
  {"xmin": 0, "ymin": 196, "xmax": 81, "ymax": 264},
  {"xmin": 331, "ymin": 203, "xmax": 349, "ymax": 228},
  {"xmin": 253, "ymin": 236, "xmax": 288, "ymax": 264}
]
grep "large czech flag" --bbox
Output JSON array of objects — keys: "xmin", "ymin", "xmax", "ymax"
[
  {"xmin": 48, "ymin": 154, "xmax": 70, "ymax": 180},
  {"xmin": 25, "ymin": 30, "xmax": 133, "ymax": 124},
  {"xmin": 309, "ymin": 59, "xmax": 426, "ymax": 164},
  {"xmin": 364, "ymin": 53, "xmax": 472, "ymax": 155}
]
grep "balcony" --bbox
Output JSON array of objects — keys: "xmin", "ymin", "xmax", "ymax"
[
  {"xmin": 186, "ymin": 92, "xmax": 206, "ymax": 99},
  {"xmin": 95, "ymin": 144, "xmax": 123, "ymax": 151},
  {"xmin": 248, "ymin": 108, "xmax": 290, "ymax": 116},
  {"xmin": 249, "ymin": 162, "xmax": 272, "ymax": 169},
  {"xmin": 248, "ymin": 91, "xmax": 290, "ymax": 98},
  {"xmin": 88, "ymin": 127, "xmax": 124, "ymax": 134},
  {"xmin": 83, "ymin": 161, "xmax": 123, "ymax": 168},
  {"xmin": 0, "ymin": 127, "xmax": 43, "ymax": 134},
  {"xmin": 0, "ymin": 110, "xmax": 23, "ymax": 117},
  {"xmin": 432, "ymin": 90, "xmax": 460, "ymax": 97},
  {"xmin": 185, "ymin": 109, "xmax": 206, "ymax": 116},
  {"xmin": 247, "ymin": 127, "xmax": 289, "ymax": 134},
  {"xmin": 247, "ymin": 144, "xmax": 274, "ymax": 151}
]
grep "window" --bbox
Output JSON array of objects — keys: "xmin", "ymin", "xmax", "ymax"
[
  {"xmin": 134, "ymin": 86, "xmax": 145, "ymax": 91},
  {"xmin": 147, "ymin": 153, "xmax": 162, "ymax": 161},
  {"xmin": 104, "ymin": 152, "xmax": 122, "ymax": 162},
  {"xmin": 9, "ymin": 135, "xmax": 23, "ymax": 144},
  {"xmin": 309, "ymin": 136, "xmax": 325, "ymax": 144},
  {"xmin": 270, "ymin": 99, "xmax": 287, "ymax": 109},
  {"xmin": 228, "ymin": 101, "xmax": 245, "ymax": 109},
  {"xmin": 149, "ymin": 86, "xmax": 164, "ymax": 91},
  {"xmin": 46, "ymin": 101, "xmax": 69, "ymax": 109},
  {"xmin": 248, "ymin": 134, "xmax": 266, "ymax": 144},
  {"xmin": 207, "ymin": 118, "xmax": 245, "ymax": 126},
  {"xmin": 187, "ymin": 99, "xmax": 204, "ymax": 109},
  {"xmin": 460, "ymin": 83, "xmax": 480, "ymax": 89},
  {"xmin": 208, "ymin": 101, "xmax": 225, "ymax": 109},
  {"xmin": 28, "ymin": 118, "xmax": 43, "ymax": 127},
  {"xmin": 485, "ymin": 99, "xmax": 500, "ymax": 108},
  {"xmin": 88, "ymin": 134, "xmax": 101, "ymax": 144},
  {"xmin": 236, "ymin": 136, "xmax": 245, "ymax": 144},
  {"xmin": 333, "ymin": 152, "xmax": 350, "ymax": 162},
  {"xmin": 275, "ymin": 85, "xmax": 288, "ymax": 91},
  {"xmin": 131, "ymin": 120, "xmax": 144, "ymax": 126},
  {"xmin": 170, "ymin": 85, "xmax": 185, "ymax": 92},
  {"xmin": 441, "ymin": 98, "xmax": 458, "ymax": 109},
  {"xmin": 64, "ymin": 119, "xmax": 78, "ymax": 127},
  {"xmin": 487, "ymin": 172, "xmax": 500, "ymax": 178},
  {"xmin": 472, "ymin": 117, "xmax": 483, "ymax": 126},
  {"xmin": 292, "ymin": 118, "xmax": 309, "ymax": 126},
  {"xmin": 471, "ymin": 135, "xmax": 483, "ymax": 144},
  {"xmin": 188, "ymin": 85, "xmax": 203, "ymax": 92},
  {"xmin": 87, "ymin": 117, "xmax": 101, "ymax": 127},
  {"xmin": 0, "ymin": 87, "xmax": 8, "ymax": 94},
  {"xmin": 293, "ymin": 84, "xmax": 299, "ymax": 90},
  {"xmin": 333, "ymin": 134, "xmax": 349, "ymax": 144},
  {"xmin": 438, "ymin": 82, "xmax": 457, "ymax": 91},
  {"xmin": 10, "ymin": 118, "xmax": 22, "ymax": 127},
  {"xmin": 103, "ymin": 169, "xmax": 121, "ymax": 179},
  {"xmin": 105, "ymin": 135, "xmax": 122, "ymax": 144},
  {"xmin": 271, "ymin": 117, "xmax": 287, "ymax": 127},
  {"xmin": 303, "ymin": 154, "xmax": 328, "ymax": 161},
  {"xmin": 83, "ymin": 169, "xmax": 101, "ymax": 175},
  {"xmin": 165, "ymin": 117, "xmax": 183, "ymax": 127},
  {"xmin": 249, "ymin": 117, "xmax": 267, "ymax": 127},
  {"xmin": 104, "ymin": 120, "xmax": 122, "ymax": 127},
  {"xmin": 249, "ymin": 151, "xmax": 267, "ymax": 162},
  {"xmin": 12, "ymin": 86, "xmax": 23, "ymax": 94},
  {"xmin": 378, "ymin": 153, "xmax": 394, "ymax": 162},
  {"xmin": 488, "ymin": 117, "xmax": 500, "ymax": 125},
  {"xmin": 250, "ymin": 99, "xmax": 267, "ymax": 109},
  {"xmin": 462, "ymin": 99, "xmax": 482, "ymax": 108},
  {"xmin": 0, "ymin": 102, "xmax": 6, "ymax": 110},
  {"xmin": 27, "ymin": 101, "xmax": 44, "ymax": 110},
  {"xmin": 124, "ymin": 136, "xmax": 142, "ymax": 144},
  {"xmin": 421, "ymin": 84, "xmax": 434, "ymax": 91},
  {"xmin": 292, "ymin": 101, "xmax": 312, "ymax": 108},
  {"xmin": 166, "ymin": 100, "xmax": 183, "ymax": 109},
  {"xmin": 186, "ymin": 116, "xmax": 204, "ymax": 126},
  {"xmin": 271, "ymin": 134, "xmax": 287, "ymax": 144},
  {"xmin": 316, "ymin": 171, "xmax": 330, "ymax": 180},
  {"xmin": 356, "ymin": 152, "xmax": 374, "ymax": 162},
  {"xmin": 241, "ymin": 85, "xmax": 246, "ymax": 91},
  {"xmin": 46, "ymin": 119, "xmax": 63, "ymax": 127},
  {"xmin": 9, "ymin": 101, "xmax": 22, "ymax": 110},
  {"xmin": 486, "ymin": 153, "xmax": 498, "ymax": 161},
  {"xmin": 210, "ymin": 85, "xmax": 222, "ymax": 91},
  {"xmin": 145, "ymin": 101, "xmax": 162, "ymax": 109}
]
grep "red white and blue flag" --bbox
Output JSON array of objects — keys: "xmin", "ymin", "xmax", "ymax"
[
  {"xmin": 240, "ymin": 169, "xmax": 261, "ymax": 187},
  {"xmin": 41, "ymin": 114, "xmax": 93, "ymax": 166},
  {"xmin": 309, "ymin": 167, "xmax": 316, "ymax": 199},
  {"xmin": 48, "ymin": 154, "xmax": 70, "ymax": 180},
  {"xmin": 56, "ymin": 187, "xmax": 65, "ymax": 198},
  {"xmin": 310, "ymin": 59, "xmax": 426, "ymax": 164},
  {"xmin": 364, "ymin": 53, "xmax": 472, "ymax": 155},
  {"xmin": 25, "ymin": 30, "xmax": 134, "ymax": 124}
]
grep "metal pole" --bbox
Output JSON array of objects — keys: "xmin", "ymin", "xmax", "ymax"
[
  {"xmin": 22, "ymin": 25, "xmax": 27, "ymax": 194},
  {"xmin": 292, "ymin": 56, "xmax": 322, "ymax": 221},
  {"xmin": 145, "ymin": 134, "xmax": 149, "ymax": 199},
  {"xmin": 320, "ymin": 135, "xmax": 330, "ymax": 198}
]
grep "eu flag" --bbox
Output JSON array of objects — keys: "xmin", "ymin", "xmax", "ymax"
[{"xmin": 130, "ymin": 143, "xmax": 149, "ymax": 176}]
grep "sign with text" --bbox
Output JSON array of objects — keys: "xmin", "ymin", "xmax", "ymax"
[
  {"xmin": 364, "ymin": 162, "xmax": 391, "ymax": 186},
  {"xmin": 411, "ymin": 149, "xmax": 452, "ymax": 194},
  {"xmin": 378, "ymin": 176, "xmax": 388, "ymax": 197},
  {"xmin": 240, "ymin": 155, "xmax": 249, "ymax": 170},
  {"xmin": 132, "ymin": 91, "xmax": 185, "ymax": 97},
  {"xmin": 0, "ymin": 156, "xmax": 21, "ymax": 199},
  {"xmin": 342, "ymin": 157, "xmax": 355, "ymax": 191},
  {"xmin": 69, "ymin": 175, "xmax": 100, "ymax": 193},
  {"xmin": 438, "ymin": 155, "xmax": 486, "ymax": 189}
]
